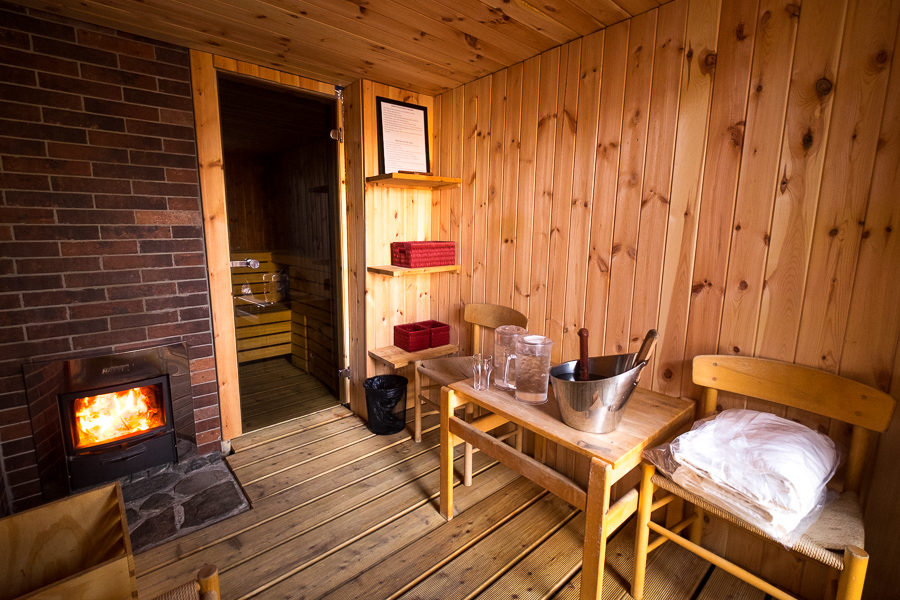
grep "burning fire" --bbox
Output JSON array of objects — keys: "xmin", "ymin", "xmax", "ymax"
[{"xmin": 73, "ymin": 385, "xmax": 164, "ymax": 448}]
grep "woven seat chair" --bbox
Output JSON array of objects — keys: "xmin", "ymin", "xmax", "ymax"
[
  {"xmin": 632, "ymin": 355, "xmax": 895, "ymax": 600},
  {"xmin": 414, "ymin": 303, "xmax": 526, "ymax": 484}
]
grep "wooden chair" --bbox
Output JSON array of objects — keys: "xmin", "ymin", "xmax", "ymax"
[
  {"xmin": 632, "ymin": 355, "xmax": 896, "ymax": 600},
  {"xmin": 414, "ymin": 303, "xmax": 527, "ymax": 482},
  {"xmin": 153, "ymin": 565, "xmax": 220, "ymax": 600}
]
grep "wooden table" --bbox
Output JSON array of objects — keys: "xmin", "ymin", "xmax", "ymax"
[
  {"xmin": 368, "ymin": 343, "xmax": 459, "ymax": 369},
  {"xmin": 440, "ymin": 379, "xmax": 694, "ymax": 600}
]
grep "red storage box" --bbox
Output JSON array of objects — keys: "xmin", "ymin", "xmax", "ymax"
[
  {"xmin": 391, "ymin": 241, "xmax": 456, "ymax": 268},
  {"xmin": 394, "ymin": 323, "xmax": 430, "ymax": 352},
  {"xmin": 417, "ymin": 320, "xmax": 450, "ymax": 347}
]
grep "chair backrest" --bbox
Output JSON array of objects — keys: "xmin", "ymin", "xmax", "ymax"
[
  {"xmin": 692, "ymin": 354, "xmax": 896, "ymax": 493},
  {"xmin": 692, "ymin": 355, "xmax": 895, "ymax": 431},
  {"xmin": 463, "ymin": 303, "xmax": 527, "ymax": 354}
]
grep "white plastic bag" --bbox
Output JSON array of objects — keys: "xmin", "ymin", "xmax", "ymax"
[{"xmin": 644, "ymin": 409, "xmax": 840, "ymax": 545}]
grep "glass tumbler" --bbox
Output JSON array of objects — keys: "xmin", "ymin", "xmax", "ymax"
[
  {"xmin": 472, "ymin": 353, "xmax": 493, "ymax": 391},
  {"xmin": 509, "ymin": 335, "xmax": 554, "ymax": 404},
  {"xmin": 493, "ymin": 325, "xmax": 527, "ymax": 390}
]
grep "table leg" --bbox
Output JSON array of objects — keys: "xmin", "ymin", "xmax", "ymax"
[
  {"xmin": 413, "ymin": 360, "xmax": 422, "ymax": 442},
  {"xmin": 440, "ymin": 386, "xmax": 457, "ymax": 520},
  {"xmin": 581, "ymin": 457, "xmax": 612, "ymax": 600}
]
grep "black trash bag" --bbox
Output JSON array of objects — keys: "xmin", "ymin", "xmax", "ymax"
[{"xmin": 363, "ymin": 375, "xmax": 408, "ymax": 435}]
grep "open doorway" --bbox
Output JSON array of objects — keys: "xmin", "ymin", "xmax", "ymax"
[{"xmin": 217, "ymin": 74, "xmax": 342, "ymax": 433}]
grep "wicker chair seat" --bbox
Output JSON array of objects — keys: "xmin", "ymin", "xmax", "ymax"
[{"xmin": 651, "ymin": 473, "xmax": 865, "ymax": 571}]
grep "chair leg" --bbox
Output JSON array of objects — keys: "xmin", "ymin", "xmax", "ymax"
[
  {"xmin": 689, "ymin": 506, "xmax": 705, "ymax": 545},
  {"xmin": 413, "ymin": 361, "xmax": 423, "ymax": 442},
  {"xmin": 835, "ymin": 546, "xmax": 868, "ymax": 600},
  {"xmin": 632, "ymin": 462, "xmax": 655, "ymax": 600}
]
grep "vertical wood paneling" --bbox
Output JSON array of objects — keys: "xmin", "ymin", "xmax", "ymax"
[
  {"xmin": 653, "ymin": 0, "xmax": 721, "ymax": 394},
  {"xmin": 499, "ymin": 64, "xmax": 523, "ymax": 309},
  {"xmin": 717, "ymin": 0, "xmax": 799, "ymax": 361},
  {"xmin": 546, "ymin": 41, "xmax": 581, "ymax": 361},
  {"xmin": 584, "ymin": 21, "xmax": 629, "ymax": 356},
  {"xmin": 459, "ymin": 80, "xmax": 479, "ymax": 353},
  {"xmin": 526, "ymin": 47, "xmax": 562, "ymax": 335},
  {"xmin": 472, "ymin": 76, "xmax": 493, "ymax": 308},
  {"xmin": 680, "ymin": 0, "xmax": 758, "ymax": 398},
  {"xmin": 513, "ymin": 57, "xmax": 541, "ymax": 319},
  {"xmin": 449, "ymin": 87, "xmax": 465, "ymax": 344},
  {"xmin": 561, "ymin": 30, "xmax": 604, "ymax": 361},
  {"xmin": 429, "ymin": 2, "xmax": 900, "ymax": 596},
  {"xmin": 755, "ymin": 0, "xmax": 848, "ymax": 362},
  {"xmin": 485, "ymin": 70, "xmax": 506, "ymax": 306},
  {"xmin": 629, "ymin": 0, "xmax": 688, "ymax": 380},
  {"xmin": 794, "ymin": 0, "xmax": 900, "ymax": 371},
  {"xmin": 836, "ymin": 28, "xmax": 900, "ymax": 582},
  {"xmin": 603, "ymin": 10, "xmax": 657, "ymax": 356}
]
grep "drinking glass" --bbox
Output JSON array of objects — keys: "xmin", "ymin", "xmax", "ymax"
[
  {"xmin": 493, "ymin": 325, "xmax": 527, "ymax": 390},
  {"xmin": 472, "ymin": 353, "xmax": 493, "ymax": 391},
  {"xmin": 509, "ymin": 335, "xmax": 553, "ymax": 404}
]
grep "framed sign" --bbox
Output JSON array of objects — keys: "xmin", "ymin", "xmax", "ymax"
[{"xmin": 376, "ymin": 96, "xmax": 430, "ymax": 174}]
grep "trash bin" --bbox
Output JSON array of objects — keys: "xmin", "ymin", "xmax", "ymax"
[{"xmin": 363, "ymin": 374, "xmax": 408, "ymax": 435}]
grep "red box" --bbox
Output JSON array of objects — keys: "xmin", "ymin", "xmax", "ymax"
[
  {"xmin": 417, "ymin": 320, "xmax": 450, "ymax": 347},
  {"xmin": 394, "ymin": 323, "xmax": 430, "ymax": 352},
  {"xmin": 391, "ymin": 241, "xmax": 457, "ymax": 268}
]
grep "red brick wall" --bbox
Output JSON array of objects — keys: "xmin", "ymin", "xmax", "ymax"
[{"xmin": 0, "ymin": 2, "xmax": 220, "ymax": 512}]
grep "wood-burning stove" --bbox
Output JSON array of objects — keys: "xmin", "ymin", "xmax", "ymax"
[
  {"xmin": 58, "ymin": 374, "xmax": 177, "ymax": 489},
  {"xmin": 23, "ymin": 344, "xmax": 191, "ymax": 500}
]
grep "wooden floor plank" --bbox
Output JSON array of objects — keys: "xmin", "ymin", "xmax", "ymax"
[
  {"xmin": 238, "ymin": 415, "xmax": 437, "ymax": 501},
  {"xmin": 136, "ymin": 399, "xmax": 731, "ymax": 600},
  {"xmin": 136, "ymin": 429, "xmax": 477, "ymax": 596},
  {"xmin": 395, "ymin": 495, "xmax": 579, "ymax": 600},
  {"xmin": 137, "ymin": 417, "xmax": 436, "ymax": 575},
  {"xmin": 217, "ymin": 453, "xmax": 502, "ymax": 599},
  {"xmin": 229, "ymin": 404, "xmax": 353, "ymax": 453},
  {"xmin": 695, "ymin": 568, "xmax": 765, "ymax": 600},
  {"xmin": 227, "ymin": 416, "xmax": 368, "ymax": 472},
  {"xmin": 475, "ymin": 511, "xmax": 586, "ymax": 600},
  {"xmin": 249, "ymin": 467, "xmax": 531, "ymax": 599},
  {"xmin": 238, "ymin": 357, "xmax": 340, "ymax": 432}
]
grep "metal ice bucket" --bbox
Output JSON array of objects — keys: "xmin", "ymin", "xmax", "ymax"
[{"xmin": 549, "ymin": 353, "xmax": 647, "ymax": 434}]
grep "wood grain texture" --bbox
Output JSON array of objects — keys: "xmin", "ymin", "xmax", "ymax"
[
  {"xmin": 430, "ymin": 1, "xmax": 900, "ymax": 596},
  {"xmin": 190, "ymin": 50, "xmax": 241, "ymax": 441}
]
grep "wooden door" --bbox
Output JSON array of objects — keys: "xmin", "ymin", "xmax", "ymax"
[{"xmin": 190, "ymin": 50, "xmax": 350, "ymax": 440}]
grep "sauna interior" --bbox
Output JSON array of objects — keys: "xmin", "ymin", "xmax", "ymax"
[
  {"xmin": 218, "ymin": 75, "xmax": 342, "ymax": 432},
  {"xmin": 1, "ymin": 0, "xmax": 899, "ymax": 599}
]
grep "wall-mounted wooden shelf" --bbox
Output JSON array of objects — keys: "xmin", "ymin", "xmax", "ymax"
[
  {"xmin": 369, "ymin": 344, "xmax": 459, "ymax": 369},
  {"xmin": 367, "ymin": 264, "xmax": 460, "ymax": 277},
  {"xmin": 365, "ymin": 173, "xmax": 461, "ymax": 189}
]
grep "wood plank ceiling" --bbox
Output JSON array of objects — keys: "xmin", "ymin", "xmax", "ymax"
[{"xmin": 17, "ymin": 0, "xmax": 662, "ymax": 93}]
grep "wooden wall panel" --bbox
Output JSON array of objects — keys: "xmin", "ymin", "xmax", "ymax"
[
  {"xmin": 584, "ymin": 21, "xmax": 629, "ymax": 356},
  {"xmin": 603, "ymin": 11, "xmax": 656, "ymax": 357},
  {"xmin": 429, "ymin": 0, "xmax": 900, "ymax": 596}
]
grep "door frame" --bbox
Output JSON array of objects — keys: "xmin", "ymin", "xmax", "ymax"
[{"xmin": 189, "ymin": 50, "xmax": 351, "ymax": 440}]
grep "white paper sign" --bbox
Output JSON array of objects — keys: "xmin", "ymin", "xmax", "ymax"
[{"xmin": 379, "ymin": 98, "xmax": 428, "ymax": 174}]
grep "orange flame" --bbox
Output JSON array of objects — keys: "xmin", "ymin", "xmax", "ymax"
[{"xmin": 73, "ymin": 386, "xmax": 164, "ymax": 449}]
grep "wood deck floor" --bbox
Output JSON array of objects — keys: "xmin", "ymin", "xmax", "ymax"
[
  {"xmin": 238, "ymin": 358, "xmax": 341, "ymax": 433},
  {"xmin": 135, "ymin": 406, "xmax": 763, "ymax": 600}
]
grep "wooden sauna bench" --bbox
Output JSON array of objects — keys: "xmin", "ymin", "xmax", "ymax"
[{"xmin": 231, "ymin": 251, "xmax": 291, "ymax": 363}]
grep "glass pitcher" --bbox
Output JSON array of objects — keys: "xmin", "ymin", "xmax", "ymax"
[
  {"xmin": 493, "ymin": 325, "xmax": 527, "ymax": 390},
  {"xmin": 511, "ymin": 335, "xmax": 553, "ymax": 404}
]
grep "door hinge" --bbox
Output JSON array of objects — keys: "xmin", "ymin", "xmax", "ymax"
[
  {"xmin": 338, "ymin": 366, "xmax": 351, "ymax": 379},
  {"xmin": 330, "ymin": 128, "xmax": 343, "ymax": 143}
]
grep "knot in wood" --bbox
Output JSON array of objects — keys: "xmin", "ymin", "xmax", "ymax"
[
  {"xmin": 815, "ymin": 77, "xmax": 833, "ymax": 98},
  {"xmin": 701, "ymin": 51, "xmax": 717, "ymax": 74}
]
